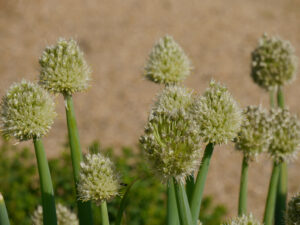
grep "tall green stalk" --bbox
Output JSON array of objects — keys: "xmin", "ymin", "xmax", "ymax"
[
  {"xmin": 186, "ymin": 175, "xmax": 195, "ymax": 203},
  {"xmin": 64, "ymin": 94, "xmax": 93, "ymax": 225},
  {"xmin": 0, "ymin": 193, "xmax": 10, "ymax": 225},
  {"xmin": 238, "ymin": 156, "xmax": 249, "ymax": 216},
  {"xmin": 264, "ymin": 162, "xmax": 280, "ymax": 225},
  {"xmin": 167, "ymin": 179, "xmax": 179, "ymax": 225},
  {"xmin": 173, "ymin": 178, "xmax": 193, "ymax": 225},
  {"xmin": 190, "ymin": 143, "xmax": 214, "ymax": 224},
  {"xmin": 101, "ymin": 202, "xmax": 110, "ymax": 225},
  {"xmin": 274, "ymin": 86, "xmax": 287, "ymax": 225},
  {"xmin": 33, "ymin": 138, "xmax": 57, "ymax": 225}
]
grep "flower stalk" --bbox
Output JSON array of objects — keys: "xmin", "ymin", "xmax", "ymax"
[
  {"xmin": 0, "ymin": 193, "xmax": 10, "ymax": 225},
  {"xmin": 238, "ymin": 156, "xmax": 248, "ymax": 216},
  {"xmin": 64, "ymin": 94, "xmax": 93, "ymax": 225},
  {"xmin": 101, "ymin": 202, "xmax": 110, "ymax": 225},
  {"xmin": 190, "ymin": 143, "xmax": 214, "ymax": 224},
  {"xmin": 33, "ymin": 138, "xmax": 57, "ymax": 225},
  {"xmin": 167, "ymin": 179, "xmax": 179, "ymax": 225}
]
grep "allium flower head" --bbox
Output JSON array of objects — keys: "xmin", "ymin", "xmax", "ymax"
[
  {"xmin": 222, "ymin": 214, "xmax": 261, "ymax": 225},
  {"xmin": 191, "ymin": 80, "xmax": 243, "ymax": 145},
  {"xmin": 286, "ymin": 192, "xmax": 300, "ymax": 225},
  {"xmin": 268, "ymin": 108, "xmax": 300, "ymax": 162},
  {"xmin": 235, "ymin": 106, "xmax": 272, "ymax": 160},
  {"xmin": 78, "ymin": 153, "xmax": 121, "ymax": 204},
  {"xmin": 39, "ymin": 38, "xmax": 91, "ymax": 95},
  {"xmin": 0, "ymin": 80, "xmax": 56, "ymax": 141},
  {"xmin": 140, "ymin": 86, "xmax": 201, "ymax": 183},
  {"xmin": 251, "ymin": 33, "xmax": 297, "ymax": 90},
  {"xmin": 144, "ymin": 35, "xmax": 191, "ymax": 85},
  {"xmin": 32, "ymin": 204, "xmax": 79, "ymax": 225}
]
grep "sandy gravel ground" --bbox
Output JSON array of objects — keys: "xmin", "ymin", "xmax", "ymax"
[{"xmin": 1, "ymin": 0, "xmax": 300, "ymax": 219}]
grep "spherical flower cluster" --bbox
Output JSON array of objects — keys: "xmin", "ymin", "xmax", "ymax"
[
  {"xmin": 144, "ymin": 35, "xmax": 191, "ymax": 85},
  {"xmin": 32, "ymin": 204, "xmax": 78, "ymax": 225},
  {"xmin": 140, "ymin": 86, "xmax": 201, "ymax": 183},
  {"xmin": 268, "ymin": 108, "xmax": 300, "ymax": 162},
  {"xmin": 191, "ymin": 80, "xmax": 243, "ymax": 145},
  {"xmin": 0, "ymin": 80, "xmax": 56, "ymax": 141},
  {"xmin": 222, "ymin": 214, "xmax": 261, "ymax": 225},
  {"xmin": 39, "ymin": 38, "xmax": 91, "ymax": 95},
  {"xmin": 286, "ymin": 192, "xmax": 300, "ymax": 225},
  {"xmin": 78, "ymin": 153, "xmax": 121, "ymax": 205},
  {"xmin": 235, "ymin": 106, "xmax": 272, "ymax": 160},
  {"xmin": 251, "ymin": 33, "xmax": 297, "ymax": 90}
]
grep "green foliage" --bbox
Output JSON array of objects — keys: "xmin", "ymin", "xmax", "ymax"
[{"xmin": 0, "ymin": 139, "xmax": 227, "ymax": 225}]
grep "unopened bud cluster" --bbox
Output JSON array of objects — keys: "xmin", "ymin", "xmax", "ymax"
[
  {"xmin": 286, "ymin": 192, "xmax": 300, "ymax": 225},
  {"xmin": 78, "ymin": 153, "xmax": 120, "ymax": 205},
  {"xmin": 251, "ymin": 33, "xmax": 297, "ymax": 90},
  {"xmin": 32, "ymin": 204, "xmax": 78, "ymax": 225},
  {"xmin": 0, "ymin": 80, "xmax": 56, "ymax": 141},
  {"xmin": 144, "ymin": 35, "xmax": 191, "ymax": 85},
  {"xmin": 39, "ymin": 38, "xmax": 91, "ymax": 95},
  {"xmin": 235, "ymin": 106, "xmax": 272, "ymax": 160}
]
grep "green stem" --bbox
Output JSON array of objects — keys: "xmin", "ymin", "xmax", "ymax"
[
  {"xmin": 238, "ymin": 156, "xmax": 248, "ymax": 216},
  {"xmin": 270, "ymin": 87, "xmax": 276, "ymax": 108},
  {"xmin": 264, "ymin": 162, "xmax": 280, "ymax": 225},
  {"xmin": 0, "ymin": 193, "xmax": 10, "ymax": 225},
  {"xmin": 101, "ymin": 201, "xmax": 110, "ymax": 225},
  {"xmin": 274, "ymin": 86, "xmax": 287, "ymax": 225},
  {"xmin": 190, "ymin": 143, "xmax": 214, "ymax": 224},
  {"xmin": 64, "ymin": 94, "xmax": 93, "ymax": 225},
  {"xmin": 186, "ymin": 175, "xmax": 195, "ymax": 204},
  {"xmin": 173, "ymin": 178, "xmax": 193, "ymax": 225},
  {"xmin": 33, "ymin": 138, "xmax": 57, "ymax": 225},
  {"xmin": 167, "ymin": 179, "xmax": 180, "ymax": 225}
]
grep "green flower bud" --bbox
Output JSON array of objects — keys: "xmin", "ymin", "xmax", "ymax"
[
  {"xmin": 140, "ymin": 86, "xmax": 201, "ymax": 183},
  {"xmin": 78, "ymin": 153, "xmax": 121, "ymax": 204},
  {"xmin": 32, "ymin": 204, "xmax": 79, "ymax": 225},
  {"xmin": 192, "ymin": 80, "xmax": 243, "ymax": 145},
  {"xmin": 251, "ymin": 33, "xmax": 297, "ymax": 90},
  {"xmin": 234, "ymin": 106, "xmax": 272, "ymax": 160},
  {"xmin": 268, "ymin": 108, "xmax": 300, "ymax": 162},
  {"xmin": 286, "ymin": 192, "xmax": 300, "ymax": 225},
  {"xmin": 144, "ymin": 35, "xmax": 191, "ymax": 85},
  {"xmin": 39, "ymin": 38, "xmax": 91, "ymax": 95},
  {"xmin": 0, "ymin": 80, "xmax": 56, "ymax": 141},
  {"xmin": 222, "ymin": 214, "xmax": 261, "ymax": 225}
]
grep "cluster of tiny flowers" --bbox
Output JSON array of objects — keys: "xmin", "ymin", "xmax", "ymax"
[
  {"xmin": 222, "ymin": 214, "xmax": 261, "ymax": 225},
  {"xmin": 144, "ymin": 35, "xmax": 191, "ymax": 85},
  {"xmin": 191, "ymin": 80, "xmax": 243, "ymax": 145},
  {"xmin": 251, "ymin": 33, "xmax": 297, "ymax": 90},
  {"xmin": 286, "ymin": 192, "xmax": 300, "ymax": 225},
  {"xmin": 140, "ymin": 86, "xmax": 201, "ymax": 183},
  {"xmin": 235, "ymin": 106, "xmax": 272, "ymax": 161},
  {"xmin": 268, "ymin": 108, "xmax": 300, "ymax": 162},
  {"xmin": 78, "ymin": 153, "xmax": 121, "ymax": 205},
  {"xmin": 39, "ymin": 38, "xmax": 91, "ymax": 95},
  {"xmin": 32, "ymin": 204, "xmax": 78, "ymax": 225},
  {"xmin": 0, "ymin": 80, "xmax": 56, "ymax": 141}
]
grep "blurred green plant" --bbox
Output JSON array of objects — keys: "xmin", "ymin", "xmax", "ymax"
[{"xmin": 0, "ymin": 138, "xmax": 227, "ymax": 225}]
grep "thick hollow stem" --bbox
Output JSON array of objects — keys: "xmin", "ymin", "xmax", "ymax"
[
  {"xmin": 0, "ymin": 193, "xmax": 10, "ymax": 225},
  {"xmin": 190, "ymin": 143, "xmax": 214, "ymax": 224},
  {"xmin": 277, "ymin": 86, "xmax": 285, "ymax": 109},
  {"xmin": 167, "ymin": 179, "xmax": 179, "ymax": 225},
  {"xmin": 264, "ymin": 162, "xmax": 280, "ymax": 225},
  {"xmin": 186, "ymin": 175, "xmax": 195, "ymax": 204},
  {"xmin": 101, "ymin": 201, "xmax": 110, "ymax": 225},
  {"xmin": 238, "ymin": 156, "xmax": 249, "ymax": 216},
  {"xmin": 64, "ymin": 94, "xmax": 93, "ymax": 225},
  {"xmin": 173, "ymin": 178, "xmax": 193, "ymax": 225},
  {"xmin": 33, "ymin": 138, "xmax": 57, "ymax": 225},
  {"xmin": 275, "ymin": 162, "xmax": 288, "ymax": 225}
]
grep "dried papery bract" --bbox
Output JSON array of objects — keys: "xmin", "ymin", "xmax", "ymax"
[
  {"xmin": 140, "ymin": 86, "xmax": 201, "ymax": 183},
  {"xmin": 32, "ymin": 204, "xmax": 79, "ymax": 225},
  {"xmin": 268, "ymin": 108, "xmax": 300, "ymax": 163},
  {"xmin": 251, "ymin": 33, "xmax": 297, "ymax": 91},
  {"xmin": 286, "ymin": 192, "xmax": 300, "ymax": 225},
  {"xmin": 222, "ymin": 214, "xmax": 261, "ymax": 225},
  {"xmin": 145, "ymin": 35, "xmax": 191, "ymax": 85}
]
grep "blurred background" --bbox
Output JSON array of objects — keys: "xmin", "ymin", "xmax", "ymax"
[{"xmin": 1, "ymin": 0, "xmax": 300, "ymax": 223}]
